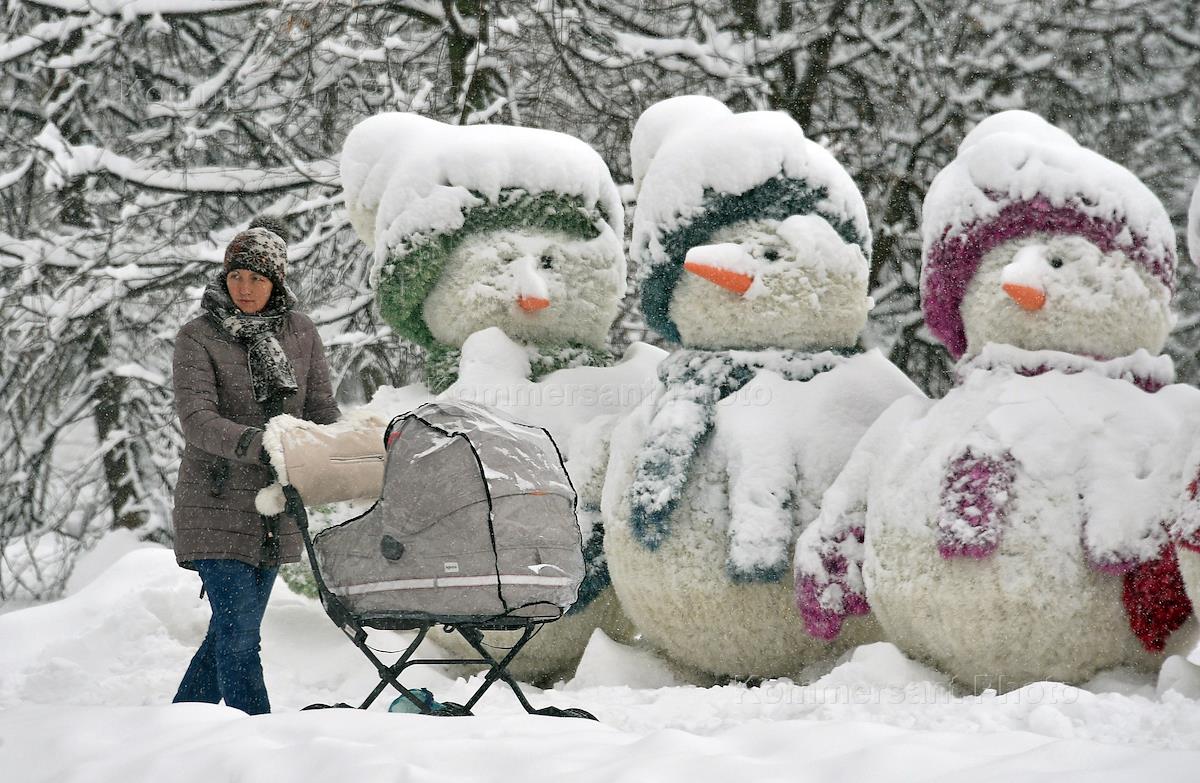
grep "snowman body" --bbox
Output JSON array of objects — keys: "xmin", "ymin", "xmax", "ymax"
[
  {"xmin": 862, "ymin": 349, "xmax": 1198, "ymax": 688},
  {"xmin": 1179, "ymin": 550, "xmax": 1200, "ymax": 617},
  {"xmin": 604, "ymin": 349, "xmax": 917, "ymax": 677}
]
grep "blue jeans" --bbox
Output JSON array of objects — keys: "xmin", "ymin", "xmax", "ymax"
[{"xmin": 173, "ymin": 559, "xmax": 278, "ymax": 715}]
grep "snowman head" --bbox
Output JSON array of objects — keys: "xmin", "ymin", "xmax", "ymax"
[
  {"xmin": 668, "ymin": 214, "xmax": 870, "ymax": 350},
  {"xmin": 632, "ymin": 101, "xmax": 872, "ymax": 350},
  {"xmin": 922, "ymin": 111, "xmax": 1177, "ymax": 360},
  {"xmin": 341, "ymin": 116, "xmax": 626, "ymax": 351},
  {"xmin": 373, "ymin": 190, "xmax": 624, "ymax": 350},
  {"xmin": 960, "ymin": 232, "xmax": 1172, "ymax": 357},
  {"xmin": 422, "ymin": 225, "xmax": 623, "ymax": 349}
]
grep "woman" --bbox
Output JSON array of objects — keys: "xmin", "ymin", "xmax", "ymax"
[{"xmin": 171, "ymin": 226, "xmax": 340, "ymax": 714}]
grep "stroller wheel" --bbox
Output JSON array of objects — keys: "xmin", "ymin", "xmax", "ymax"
[
  {"xmin": 532, "ymin": 706, "xmax": 597, "ymax": 720},
  {"xmin": 430, "ymin": 701, "xmax": 473, "ymax": 717},
  {"xmin": 301, "ymin": 702, "xmax": 356, "ymax": 711},
  {"xmin": 561, "ymin": 708, "xmax": 598, "ymax": 721}
]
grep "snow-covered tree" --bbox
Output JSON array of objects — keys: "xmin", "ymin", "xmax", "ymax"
[
  {"xmin": 2, "ymin": 0, "xmax": 1197, "ymax": 598},
  {"xmin": 0, "ymin": 0, "xmax": 518, "ymax": 597}
]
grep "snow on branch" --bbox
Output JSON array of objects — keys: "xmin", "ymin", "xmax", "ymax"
[
  {"xmin": 0, "ymin": 155, "xmax": 34, "ymax": 191},
  {"xmin": 34, "ymin": 123, "xmax": 338, "ymax": 193},
  {"xmin": 22, "ymin": 0, "xmax": 265, "ymax": 17},
  {"xmin": 42, "ymin": 17, "xmax": 120, "ymax": 69},
  {"xmin": 308, "ymin": 293, "xmax": 376, "ymax": 327},
  {"xmin": 144, "ymin": 35, "xmax": 259, "ymax": 117},
  {"xmin": 0, "ymin": 13, "xmax": 95, "ymax": 63}
]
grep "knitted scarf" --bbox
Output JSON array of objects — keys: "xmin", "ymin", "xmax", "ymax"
[
  {"xmin": 626, "ymin": 347, "xmax": 857, "ymax": 550},
  {"xmin": 955, "ymin": 344, "xmax": 1175, "ymax": 393},
  {"xmin": 202, "ymin": 278, "xmax": 299, "ymax": 404}
]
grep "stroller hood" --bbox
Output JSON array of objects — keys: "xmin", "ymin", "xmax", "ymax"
[{"xmin": 313, "ymin": 400, "xmax": 585, "ymax": 622}]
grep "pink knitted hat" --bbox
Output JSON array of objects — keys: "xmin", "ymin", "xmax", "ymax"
[{"xmin": 920, "ymin": 111, "xmax": 1176, "ymax": 359}]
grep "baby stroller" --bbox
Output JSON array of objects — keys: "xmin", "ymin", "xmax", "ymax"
[{"xmin": 288, "ymin": 399, "xmax": 595, "ymax": 718}]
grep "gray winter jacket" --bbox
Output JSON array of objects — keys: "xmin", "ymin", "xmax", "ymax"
[{"xmin": 171, "ymin": 310, "xmax": 340, "ymax": 568}]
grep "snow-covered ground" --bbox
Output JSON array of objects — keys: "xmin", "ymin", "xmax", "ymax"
[{"xmin": 2, "ymin": 537, "xmax": 1200, "ymax": 782}]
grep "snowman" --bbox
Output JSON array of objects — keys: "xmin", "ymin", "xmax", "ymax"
[
  {"xmin": 600, "ymin": 97, "xmax": 922, "ymax": 680},
  {"xmin": 796, "ymin": 111, "xmax": 1199, "ymax": 690},
  {"xmin": 336, "ymin": 112, "xmax": 663, "ymax": 683},
  {"xmin": 1175, "ymin": 175, "xmax": 1200, "ymax": 611}
]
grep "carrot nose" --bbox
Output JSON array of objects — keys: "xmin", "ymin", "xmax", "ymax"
[
  {"xmin": 683, "ymin": 260, "xmax": 754, "ymax": 296},
  {"xmin": 517, "ymin": 295, "xmax": 550, "ymax": 312},
  {"xmin": 1002, "ymin": 282, "xmax": 1046, "ymax": 311}
]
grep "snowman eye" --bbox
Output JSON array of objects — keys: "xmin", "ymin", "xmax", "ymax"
[
  {"xmin": 1049, "ymin": 257, "xmax": 1064, "ymax": 269},
  {"xmin": 763, "ymin": 248, "xmax": 780, "ymax": 262},
  {"xmin": 540, "ymin": 254, "xmax": 554, "ymax": 270}
]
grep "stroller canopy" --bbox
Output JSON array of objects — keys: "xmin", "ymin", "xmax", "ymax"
[{"xmin": 314, "ymin": 400, "xmax": 584, "ymax": 623}]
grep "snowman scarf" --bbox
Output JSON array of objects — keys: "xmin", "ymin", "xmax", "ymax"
[
  {"xmin": 202, "ymin": 278, "xmax": 299, "ymax": 406},
  {"xmin": 626, "ymin": 348, "xmax": 857, "ymax": 559},
  {"xmin": 955, "ymin": 345, "xmax": 1174, "ymax": 393}
]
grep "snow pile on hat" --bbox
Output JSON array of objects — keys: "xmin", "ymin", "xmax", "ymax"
[
  {"xmin": 631, "ymin": 96, "xmax": 872, "ymax": 343},
  {"xmin": 340, "ymin": 113, "xmax": 624, "ymax": 348},
  {"xmin": 629, "ymin": 95, "xmax": 733, "ymax": 196},
  {"xmin": 921, "ymin": 110, "xmax": 1177, "ymax": 359}
]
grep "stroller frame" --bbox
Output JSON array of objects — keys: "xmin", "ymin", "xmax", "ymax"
[{"xmin": 285, "ymin": 486, "xmax": 594, "ymax": 719}]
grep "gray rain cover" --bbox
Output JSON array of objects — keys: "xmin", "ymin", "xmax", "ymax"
[{"xmin": 313, "ymin": 400, "xmax": 584, "ymax": 622}]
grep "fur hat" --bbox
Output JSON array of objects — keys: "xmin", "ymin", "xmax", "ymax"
[
  {"xmin": 921, "ymin": 111, "xmax": 1176, "ymax": 359},
  {"xmin": 630, "ymin": 101, "xmax": 871, "ymax": 344},
  {"xmin": 224, "ymin": 227, "xmax": 288, "ymax": 288}
]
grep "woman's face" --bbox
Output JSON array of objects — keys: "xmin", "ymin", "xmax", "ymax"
[{"xmin": 226, "ymin": 268, "xmax": 274, "ymax": 314}]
